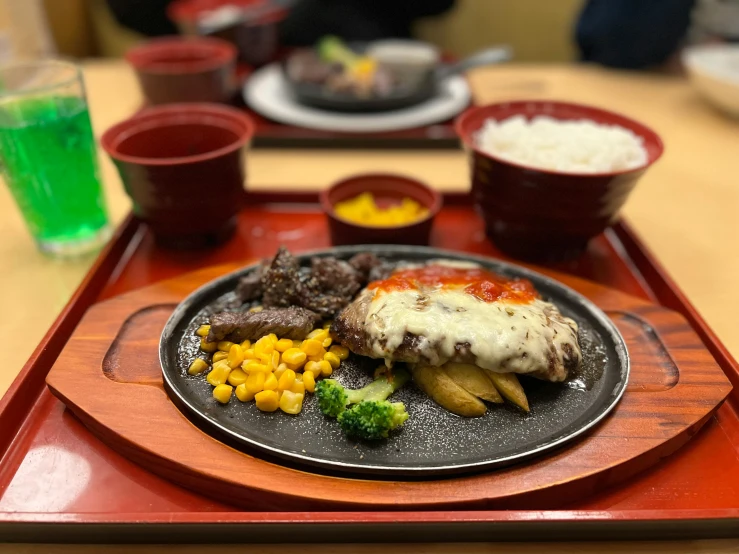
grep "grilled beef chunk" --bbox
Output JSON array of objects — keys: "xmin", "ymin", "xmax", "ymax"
[
  {"xmin": 348, "ymin": 252, "xmax": 392, "ymax": 282},
  {"xmin": 311, "ymin": 257, "xmax": 363, "ymax": 299},
  {"xmin": 259, "ymin": 248, "xmax": 371, "ymax": 318},
  {"xmin": 261, "ymin": 247, "xmax": 302, "ymax": 308},
  {"xmin": 207, "ymin": 306, "xmax": 320, "ymax": 343},
  {"xmin": 348, "ymin": 252, "xmax": 380, "ymax": 276},
  {"xmin": 235, "ymin": 263, "xmax": 266, "ymax": 303},
  {"xmin": 236, "ymin": 247, "xmax": 389, "ymax": 318},
  {"xmin": 296, "ymin": 256, "xmax": 364, "ymax": 318}
]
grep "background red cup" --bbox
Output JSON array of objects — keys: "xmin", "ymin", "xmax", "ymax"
[
  {"xmin": 168, "ymin": 0, "xmax": 285, "ymax": 66},
  {"xmin": 102, "ymin": 103, "xmax": 255, "ymax": 249},
  {"xmin": 126, "ymin": 36, "xmax": 237, "ymax": 105},
  {"xmin": 455, "ymin": 100, "xmax": 664, "ymax": 262}
]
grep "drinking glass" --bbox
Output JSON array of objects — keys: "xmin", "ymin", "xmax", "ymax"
[{"xmin": 0, "ymin": 60, "xmax": 110, "ymax": 256}]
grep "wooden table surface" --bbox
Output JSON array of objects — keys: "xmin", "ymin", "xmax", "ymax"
[{"xmin": 0, "ymin": 60, "xmax": 737, "ymax": 551}]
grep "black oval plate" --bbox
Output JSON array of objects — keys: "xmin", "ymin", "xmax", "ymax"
[{"xmin": 160, "ymin": 246, "xmax": 629, "ymax": 477}]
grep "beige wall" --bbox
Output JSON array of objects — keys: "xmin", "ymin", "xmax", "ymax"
[
  {"xmin": 0, "ymin": 0, "xmax": 55, "ymax": 60},
  {"xmin": 416, "ymin": 0, "xmax": 585, "ymax": 62}
]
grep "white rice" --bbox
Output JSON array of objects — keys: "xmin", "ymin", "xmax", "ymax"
[{"xmin": 474, "ymin": 115, "xmax": 648, "ymax": 173}]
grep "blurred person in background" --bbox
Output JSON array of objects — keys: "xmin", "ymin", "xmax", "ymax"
[
  {"xmin": 576, "ymin": 0, "xmax": 739, "ymax": 70},
  {"xmin": 105, "ymin": 0, "xmax": 456, "ymax": 45}
]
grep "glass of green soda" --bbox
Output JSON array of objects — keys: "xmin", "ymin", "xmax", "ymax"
[{"xmin": 0, "ymin": 60, "xmax": 110, "ymax": 256}]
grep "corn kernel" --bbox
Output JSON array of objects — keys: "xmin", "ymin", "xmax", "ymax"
[
  {"xmin": 322, "ymin": 321, "xmax": 332, "ymax": 330},
  {"xmin": 303, "ymin": 371, "xmax": 316, "ymax": 393},
  {"xmin": 290, "ymin": 379, "xmax": 305, "ymax": 395},
  {"xmin": 274, "ymin": 363, "xmax": 288, "ymax": 380},
  {"xmin": 195, "ymin": 324, "xmax": 211, "ymax": 337},
  {"xmin": 213, "ymin": 384, "xmax": 233, "ymax": 404},
  {"xmin": 292, "ymin": 340, "xmax": 303, "ymax": 349},
  {"xmin": 282, "ymin": 348, "xmax": 307, "ymax": 366},
  {"xmin": 307, "ymin": 354, "xmax": 324, "ymax": 363},
  {"xmin": 317, "ymin": 360, "xmax": 333, "ymax": 377},
  {"xmin": 279, "ymin": 390, "xmax": 304, "ymax": 414},
  {"xmin": 263, "ymin": 372, "xmax": 278, "ymax": 391},
  {"xmin": 217, "ymin": 341, "xmax": 235, "ymax": 352},
  {"xmin": 227, "ymin": 368, "xmax": 248, "ymax": 387},
  {"xmin": 300, "ymin": 339, "xmax": 323, "ymax": 357},
  {"xmin": 329, "ymin": 345, "xmax": 350, "ymax": 360},
  {"xmin": 212, "ymin": 351, "xmax": 228, "ymax": 363},
  {"xmin": 258, "ymin": 353, "xmax": 272, "ymax": 365},
  {"xmin": 243, "ymin": 361, "xmax": 269, "ymax": 373},
  {"xmin": 188, "ymin": 358, "xmax": 209, "ymax": 375},
  {"xmin": 322, "ymin": 337, "xmax": 332, "ymax": 348},
  {"xmin": 285, "ymin": 362, "xmax": 303, "ymax": 372},
  {"xmin": 243, "ymin": 348, "xmax": 256, "ymax": 360},
  {"xmin": 200, "ymin": 338, "xmax": 218, "ymax": 353},
  {"xmin": 212, "ymin": 359, "xmax": 231, "ymax": 370},
  {"xmin": 249, "ymin": 305, "xmax": 264, "ymax": 313},
  {"xmin": 324, "ymin": 352, "xmax": 341, "ymax": 369},
  {"xmin": 307, "ymin": 328, "xmax": 329, "ymax": 341},
  {"xmin": 245, "ymin": 371, "xmax": 266, "ymax": 394},
  {"xmin": 270, "ymin": 350, "xmax": 281, "ymax": 369},
  {"xmin": 267, "ymin": 333, "xmax": 278, "ymax": 345},
  {"xmin": 240, "ymin": 339, "xmax": 251, "ymax": 350},
  {"xmin": 254, "ymin": 336, "xmax": 274, "ymax": 358},
  {"xmin": 304, "ymin": 361, "xmax": 321, "ymax": 376},
  {"xmin": 207, "ymin": 364, "xmax": 231, "ymax": 386},
  {"xmin": 255, "ymin": 390, "xmax": 279, "ymax": 412},
  {"xmin": 235, "ymin": 383, "xmax": 255, "ymax": 402},
  {"xmin": 277, "ymin": 369, "xmax": 296, "ymax": 391},
  {"xmin": 228, "ymin": 344, "xmax": 245, "ymax": 369},
  {"xmin": 295, "ymin": 372, "xmax": 303, "ymax": 382},
  {"xmin": 275, "ymin": 338, "xmax": 293, "ymax": 352}
]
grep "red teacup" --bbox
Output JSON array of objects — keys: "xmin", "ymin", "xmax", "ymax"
[
  {"xmin": 102, "ymin": 103, "xmax": 254, "ymax": 249},
  {"xmin": 126, "ymin": 36, "xmax": 237, "ymax": 105}
]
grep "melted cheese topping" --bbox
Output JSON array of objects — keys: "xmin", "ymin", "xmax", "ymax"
[{"xmin": 363, "ymin": 288, "xmax": 580, "ymax": 379}]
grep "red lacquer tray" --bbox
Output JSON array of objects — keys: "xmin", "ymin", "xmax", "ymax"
[{"xmin": 1, "ymin": 192, "xmax": 738, "ymax": 543}]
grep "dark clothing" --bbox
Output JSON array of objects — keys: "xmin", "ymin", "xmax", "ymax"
[
  {"xmin": 279, "ymin": 0, "xmax": 455, "ymax": 45},
  {"xmin": 106, "ymin": 0, "xmax": 455, "ymax": 45},
  {"xmin": 107, "ymin": 0, "xmax": 178, "ymax": 36},
  {"xmin": 576, "ymin": 0, "xmax": 696, "ymax": 69}
]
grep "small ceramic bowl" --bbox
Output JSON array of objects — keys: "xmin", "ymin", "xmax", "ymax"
[
  {"xmin": 320, "ymin": 174, "xmax": 442, "ymax": 246},
  {"xmin": 683, "ymin": 44, "xmax": 739, "ymax": 117},
  {"xmin": 455, "ymin": 100, "xmax": 664, "ymax": 261},
  {"xmin": 126, "ymin": 36, "xmax": 237, "ymax": 105},
  {"xmin": 101, "ymin": 103, "xmax": 255, "ymax": 249}
]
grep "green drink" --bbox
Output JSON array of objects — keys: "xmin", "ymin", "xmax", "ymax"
[{"xmin": 0, "ymin": 61, "xmax": 109, "ymax": 256}]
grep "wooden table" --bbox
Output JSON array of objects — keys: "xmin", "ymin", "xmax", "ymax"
[{"xmin": 0, "ymin": 60, "xmax": 737, "ymax": 552}]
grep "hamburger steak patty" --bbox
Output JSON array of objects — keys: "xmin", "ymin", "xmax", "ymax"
[{"xmin": 332, "ymin": 281, "xmax": 582, "ymax": 382}]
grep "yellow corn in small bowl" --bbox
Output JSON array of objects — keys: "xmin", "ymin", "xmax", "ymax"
[{"xmin": 320, "ymin": 173, "xmax": 442, "ymax": 245}]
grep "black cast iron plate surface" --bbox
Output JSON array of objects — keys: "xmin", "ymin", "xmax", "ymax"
[{"xmin": 160, "ymin": 246, "xmax": 629, "ymax": 477}]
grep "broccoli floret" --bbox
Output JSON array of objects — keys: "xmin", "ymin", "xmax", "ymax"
[
  {"xmin": 317, "ymin": 35, "xmax": 357, "ymax": 66},
  {"xmin": 315, "ymin": 379, "xmax": 349, "ymax": 418},
  {"xmin": 338, "ymin": 401, "xmax": 409, "ymax": 440},
  {"xmin": 315, "ymin": 369, "xmax": 410, "ymax": 418}
]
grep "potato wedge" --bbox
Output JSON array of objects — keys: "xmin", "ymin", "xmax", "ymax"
[
  {"xmin": 484, "ymin": 370, "xmax": 530, "ymax": 412},
  {"xmin": 412, "ymin": 364, "xmax": 487, "ymax": 417},
  {"xmin": 443, "ymin": 362, "xmax": 503, "ymax": 403}
]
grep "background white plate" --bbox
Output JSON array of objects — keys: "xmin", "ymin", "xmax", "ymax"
[{"xmin": 243, "ymin": 64, "xmax": 471, "ymax": 133}]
